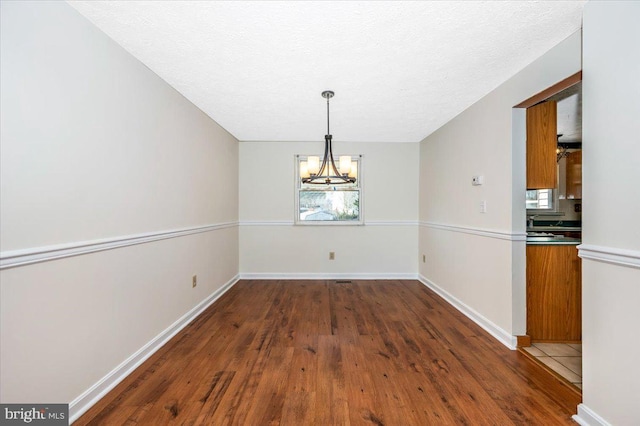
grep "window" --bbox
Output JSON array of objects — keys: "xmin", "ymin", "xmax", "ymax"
[
  {"xmin": 295, "ymin": 155, "xmax": 362, "ymax": 224},
  {"xmin": 526, "ymin": 189, "xmax": 554, "ymax": 210}
]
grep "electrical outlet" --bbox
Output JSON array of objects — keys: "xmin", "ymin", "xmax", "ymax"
[
  {"xmin": 192, "ymin": 275, "xmax": 197, "ymax": 288},
  {"xmin": 422, "ymin": 254, "xmax": 426, "ymax": 263},
  {"xmin": 480, "ymin": 200, "xmax": 487, "ymax": 213},
  {"xmin": 329, "ymin": 252, "xmax": 335, "ymax": 260}
]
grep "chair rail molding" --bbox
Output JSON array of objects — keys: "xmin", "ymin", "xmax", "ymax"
[
  {"xmin": 420, "ymin": 221, "xmax": 526, "ymax": 241},
  {"xmin": 578, "ymin": 244, "xmax": 640, "ymax": 269},
  {"xmin": 0, "ymin": 221, "xmax": 239, "ymax": 270},
  {"xmin": 239, "ymin": 220, "xmax": 418, "ymax": 227}
]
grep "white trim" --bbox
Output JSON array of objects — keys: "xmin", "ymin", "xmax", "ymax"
[
  {"xmin": 238, "ymin": 220, "xmax": 418, "ymax": 227},
  {"xmin": 0, "ymin": 222, "xmax": 238, "ymax": 270},
  {"xmin": 420, "ymin": 221, "xmax": 526, "ymax": 241},
  {"xmin": 69, "ymin": 274, "xmax": 239, "ymax": 423},
  {"xmin": 367, "ymin": 221, "xmax": 419, "ymax": 226},
  {"xmin": 293, "ymin": 220, "xmax": 365, "ymax": 227},
  {"xmin": 239, "ymin": 272, "xmax": 418, "ymax": 280},
  {"xmin": 572, "ymin": 404, "xmax": 612, "ymax": 426},
  {"xmin": 240, "ymin": 220, "xmax": 295, "ymax": 226},
  {"xmin": 578, "ymin": 244, "xmax": 640, "ymax": 269},
  {"xmin": 418, "ymin": 274, "xmax": 517, "ymax": 350}
]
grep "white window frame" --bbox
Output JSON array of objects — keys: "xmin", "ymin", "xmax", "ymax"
[
  {"xmin": 294, "ymin": 154, "xmax": 364, "ymax": 225},
  {"xmin": 526, "ymin": 188, "xmax": 555, "ymax": 210}
]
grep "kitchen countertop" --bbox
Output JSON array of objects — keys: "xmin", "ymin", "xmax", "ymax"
[
  {"xmin": 526, "ymin": 236, "xmax": 581, "ymax": 245},
  {"xmin": 528, "ymin": 226, "xmax": 582, "ymax": 232}
]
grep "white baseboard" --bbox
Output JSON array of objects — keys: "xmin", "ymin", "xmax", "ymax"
[
  {"xmin": 69, "ymin": 273, "xmax": 518, "ymax": 423},
  {"xmin": 418, "ymin": 274, "xmax": 516, "ymax": 350},
  {"xmin": 572, "ymin": 404, "xmax": 611, "ymax": 426},
  {"xmin": 68, "ymin": 274, "xmax": 239, "ymax": 423},
  {"xmin": 239, "ymin": 272, "xmax": 418, "ymax": 280}
]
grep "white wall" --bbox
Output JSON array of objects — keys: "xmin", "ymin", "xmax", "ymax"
[
  {"xmin": 578, "ymin": 2, "xmax": 640, "ymax": 424},
  {"xmin": 239, "ymin": 141, "xmax": 418, "ymax": 277},
  {"xmin": 419, "ymin": 31, "xmax": 582, "ymax": 338},
  {"xmin": 0, "ymin": 0, "xmax": 239, "ymax": 413},
  {"xmin": 6, "ymin": 2, "xmax": 638, "ymax": 424}
]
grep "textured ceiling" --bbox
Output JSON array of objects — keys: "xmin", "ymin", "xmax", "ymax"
[{"xmin": 68, "ymin": 1, "xmax": 586, "ymax": 143}]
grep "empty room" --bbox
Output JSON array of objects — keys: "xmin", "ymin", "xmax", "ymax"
[{"xmin": 1, "ymin": 1, "xmax": 639, "ymax": 425}]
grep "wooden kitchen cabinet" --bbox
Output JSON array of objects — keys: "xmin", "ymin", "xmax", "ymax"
[
  {"xmin": 527, "ymin": 100, "xmax": 557, "ymax": 189},
  {"xmin": 566, "ymin": 150, "xmax": 582, "ymax": 199},
  {"xmin": 526, "ymin": 244, "xmax": 581, "ymax": 342}
]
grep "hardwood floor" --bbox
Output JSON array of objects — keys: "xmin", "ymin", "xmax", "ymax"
[{"xmin": 76, "ymin": 280, "xmax": 580, "ymax": 425}]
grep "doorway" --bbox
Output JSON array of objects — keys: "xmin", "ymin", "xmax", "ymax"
[{"xmin": 512, "ymin": 72, "xmax": 583, "ymax": 392}]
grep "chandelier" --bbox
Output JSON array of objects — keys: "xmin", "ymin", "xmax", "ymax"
[
  {"xmin": 299, "ymin": 91, "xmax": 357, "ymax": 185},
  {"xmin": 556, "ymin": 134, "xmax": 570, "ymax": 162}
]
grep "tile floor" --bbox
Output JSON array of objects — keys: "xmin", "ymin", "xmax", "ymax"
[{"xmin": 523, "ymin": 343, "xmax": 582, "ymax": 390}]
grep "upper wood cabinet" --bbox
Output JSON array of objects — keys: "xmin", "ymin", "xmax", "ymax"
[
  {"xmin": 566, "ymin": 150, "xmax": 582, "ymax": 199},
  {"xmin": 527, "ymin": 101, "xmax": 557, "ymax": 189}
]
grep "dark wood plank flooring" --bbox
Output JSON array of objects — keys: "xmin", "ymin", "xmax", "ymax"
[{"xmin": 76, "ymin": 280, "xmax": 580, "ymax": 425}]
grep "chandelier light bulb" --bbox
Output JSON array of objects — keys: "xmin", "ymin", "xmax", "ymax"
[{"xmin": 307, "ymin": 156, "xmax": 320, "ymax": 175}]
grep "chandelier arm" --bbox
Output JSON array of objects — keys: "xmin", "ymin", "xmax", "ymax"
[
  {"xmin": 327, "ymin": 137, "xmax": 341, "ymax": 177},
  {"xmin": 317, "ymin": 135, "xmax": 330, "ymax": 177}
]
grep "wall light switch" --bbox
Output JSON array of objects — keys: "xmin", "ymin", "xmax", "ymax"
[{"xmin": 472, "ymin": 175, "xmax": 484, "ymax": 186}]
